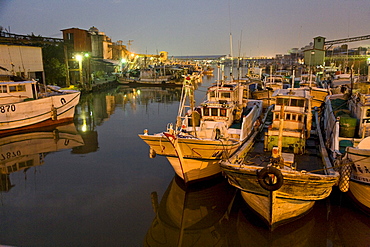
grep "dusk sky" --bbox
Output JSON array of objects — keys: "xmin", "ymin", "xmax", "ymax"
[{"xmin": 1, "ymin": 0, "xmax": 370, "ymax": 57}]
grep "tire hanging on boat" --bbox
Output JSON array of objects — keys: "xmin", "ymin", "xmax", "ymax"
[{"xmin": 257, "ymin": 166, "xmax": 284, "ymax": 191}]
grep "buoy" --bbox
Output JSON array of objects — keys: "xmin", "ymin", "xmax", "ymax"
[
  {"xmin": 257, "ymin": 166, "xmax": 284, "ymax": 191},
  {"xmin": 339, "ymin": 159, "xmax": 352, "ymax": 192}
]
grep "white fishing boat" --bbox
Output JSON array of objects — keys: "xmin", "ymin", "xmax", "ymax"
[
  {"xmin": 0, "ymin": 79, "xmax": 80, "ymax": 134},
  {"xmin": 220, "ymin": 88, "xmax": 339, "ymax": 230},
  {"xmin": 139, "ymin": 74, "xmax": 264, "ymax": 183},
  {"xmin": 323, "ymin": 91, "xmax": 370, "ymax": 214}
]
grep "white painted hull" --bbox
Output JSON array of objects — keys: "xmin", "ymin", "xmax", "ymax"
[
  {"xmin": 346, "ymin": 147, "xmax": 370, "ymax": 213},
  {"xmin": 0, "ymin": 92, "xmax": 80, "ymax": 131},
  {"xmin": 139, "ymin": 133, "xmax": 241, "ymax": 182}
]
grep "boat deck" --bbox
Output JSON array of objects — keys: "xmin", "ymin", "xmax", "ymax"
[{"xmin": 243, "ymin": 129, "xmax": 326, "ymax": 175}]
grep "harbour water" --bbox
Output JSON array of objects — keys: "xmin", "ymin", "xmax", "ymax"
[{"xmin": 0, "ymin": 68, "xmax": 370, "ymax": 246}]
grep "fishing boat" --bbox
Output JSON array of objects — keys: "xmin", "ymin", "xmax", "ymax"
[
  {"xmin": 139, "ymin": 74, "xmax": 264, "ymax": 183},
  {"xmin": 322, "ymin": 91, "xmax": 370, "ymax": 214},
  {"xmin": 220, "ymin": 88, "xmax": 339, "ymax": 230},
  {"xmin": 0, "ymin": 78, "xmax": 80, "ymax": 134},
  {"xmin": 145, "ymin": 176, "xmax": 236, "ymax": 247},
  {"xmin": 0, "ymin": 123, "xmax": 84, "ymax": 192},
  {"xmin": 119, "ymin": 66, "xmax": 184, "ymax": 86}
]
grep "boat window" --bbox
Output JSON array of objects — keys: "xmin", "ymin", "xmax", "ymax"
[
  {"xmin": 0, "ymin": 85, "xmax": 7, "ymax": 93},
  {"xmin": 291, "ymin": 99, "xmax": 298, "ymax": 106},
  {"xmin": 9, "ymin": 86, "xmax": 17, "ymax": 92},
  {"xmin": 275, "ymin": 113, "xmax": 280, "ymax": 119},
  {"xmin": 298, "ymin": 115, "xmax": 302, "ymax": 122},
  {"xmin": 209, "ymin": 91, "xmax": 215, "ymax": 97},
  {"xmin": 286, "ymin": 113, "xmax": 291, "ymax": 120},
  {"xmin": 203, "ymin": 107, "xmax": 209, "ymax": 116},
  {"xmin": 221, "ymin": 92, "xmax": 231, "ymax": 98},
  {"xmin": 292, "ymin": 114, "xmax": 297, "ymax": 121},
  {"xmin": 366, "ymin": 109, "xmax": 370, "ymax": 117},
  {"xmin": 220, "ymin": 108, "xmax": 227, "ymax": 117},
  {"xmin": 17, "ymin": 85, "xmax": 26, "ymax": 91},
  {"xmin": 276, "ymin": 98, "xmax": 289, "ymax": 106},
  {"xmin": 211, "ymin": 108, "xmax": 218, "ymax": 116},
  {"xmin": 297, "ymin": 99, "xmax": 305, "ymax": 107}
]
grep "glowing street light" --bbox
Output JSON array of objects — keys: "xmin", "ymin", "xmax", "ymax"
[{"xmin": 76, "ymin": 54, "xmax": 83, "ymax": 84}]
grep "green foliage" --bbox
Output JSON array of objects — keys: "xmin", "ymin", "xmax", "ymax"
[{"xmin": 42, "ymin": 44, "xmax": 67, "ymax": 86}]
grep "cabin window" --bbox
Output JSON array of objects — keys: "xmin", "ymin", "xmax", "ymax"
[
  {"xmin": 211, "ymin": 108, "xmax": 218, "ymax": 116},
  {"xmin": 220, "ymin": 108, "xmax": 227, "ymax": 117},
  {"xmin": 9, "ymin": 86, "xmax": 17, "ymax": 92},
  {"xmin": 366, "ymin": 109, "xmax": 370, "ymax": 117},
  {"xmin": 203, "ymin": 107, "xmax": 209, "ymax": 116},
  {"xmin": 297, "ymin": 99, "xmax": 305, "ymax": 107},
  {"xmin": 292, "ymin": 114, "xmax": 297, "ymax": 121},
  {"xmin": 298, "ymin": 115, "xmax": 302, "ymax": 122},
  {"xmin": 275, "ymin": 113, "xmax": 280, "ymax": 119},
  {"xmin": 221, "ymin": 92, "xmax": 231, "ymax": 98},
  {"xmin": 276, "ymin": 98, "xmax": 289, "ymax": 106},
  {"xmin": 209, "ymin": 91, "xmax": 215, "ymax": 97},
  {"xmin": 17, "ymin": 85, "xmax": 26, "ymax": 91},
  {"xmin": 291, "ymin": 99, "xmax": 298, "ymax": 106},
  {"xmin": 0, "ymin": 85, "xmax": 7, "ymax": 93},
  {"xmin": 286, "ymin": 113, "xmax": 291, "ymax": 120}
]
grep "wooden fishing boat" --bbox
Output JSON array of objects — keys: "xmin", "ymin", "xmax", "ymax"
[
  {"xmin": 145, "ymin": 176, "xmax": 236, "ymax": 247},
  {"xmin": 220, "ymin": 88, "xmax": 339, "ymax": 230},
  {"xmin": 139, "ymin": 74, "xmax": 264, "ymax": 183},
  {"xmin": 323, "ymin": 91, "xmax": 370, "ymax": 214},
  {"xmin": 0, "ymin": 79, "xmax": 80, "ymax": 134}
]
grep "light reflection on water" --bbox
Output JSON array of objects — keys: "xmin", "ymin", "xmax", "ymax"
[{"xmin": 0, "ymin": 68, "xmax": 369, "ymax": 246}]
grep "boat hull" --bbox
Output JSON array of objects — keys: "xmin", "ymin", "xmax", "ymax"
[
  {"xmin": 0, "ymin": 92, "xmax": 80, "ymax": 133},
  {"xmin": 346, "ymin": 147, "xmax": 370, "ymax": 213},
  {"xmin": 221, "ymin": 163, "xmax": 338, "ymax": 229},
  {"xmin": 139, "ymin": 133, "xmax": 241, "ymax": 182}
]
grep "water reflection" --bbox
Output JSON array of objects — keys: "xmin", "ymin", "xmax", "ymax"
[
  {"xmin": 145, "ymin": 176, "xmax": 237, "ymax": 247},
  {"xmin": 0, "ymin": 123, "xmax": 84, "ymax": 192},
  {"xmin": 73, "ymin": 86, "xmax": 182, "ymax": 154}
]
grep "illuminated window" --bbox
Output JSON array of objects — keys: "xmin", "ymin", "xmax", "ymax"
[{"xmin": 220, "ymin": 109, "xmax": 227, "ymax": 117}]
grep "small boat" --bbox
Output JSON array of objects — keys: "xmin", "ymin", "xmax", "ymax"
[
  {"xmin": 145, "ymin": 176, "xmax": 236, "ymax": 247},
  {"xmin": 0, "ymin": 123, "xmax": 84, "ymax": 192},
  {"xmin": 220, "ymin": 88, "xmax": 339, "ymax": 230},
  {"xmin": 119, "ymin": 66, "xmax": 185, "ymax": 86},
  {"xmin": 0, "ymin": 78, "xmax": 80, "ymax": 134},
  {"xmin": 322, "ymin": 91, "xmax": 370, "ymax": 214},
  {"xmin": 139, "ymin": 74, "xmax": 264, "ymax": 183}
]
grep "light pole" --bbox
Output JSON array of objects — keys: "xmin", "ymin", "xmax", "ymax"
[
  {"xmin": 76, "ymin": 54, "xmax": 83, "ymax": 85},
  {"xmin": 367, "ymin": 57, "xmax": 370, "ymax": 82}
]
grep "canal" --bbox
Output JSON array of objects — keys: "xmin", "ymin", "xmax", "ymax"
[{"xmin": 0, "ymin": 68, "xmax": 369, "ymax": 246}]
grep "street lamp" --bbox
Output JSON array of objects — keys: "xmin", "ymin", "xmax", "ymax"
[
  {"xmin": 367, "ymin": 57, "xmax": 370, "ymax": 82},
  {"xmin": 76, "ymin": 54, "xmax": 83, "ymax": 84}
]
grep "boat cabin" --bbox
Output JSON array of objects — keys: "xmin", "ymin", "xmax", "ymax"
[
  {"xmin": 348, "ymin": 93, "xmax": 370, "ymax": 137},
  {"xmin": 200, "ymin": 83, "xmax": 244, "ymax": 126},
  {"xmin": 0, "ymin": 80, "xmax": 39, "ymax": 104},
  {"xmin": 265, "ymin": 89, "xmax": 312, "ymax": 154}
]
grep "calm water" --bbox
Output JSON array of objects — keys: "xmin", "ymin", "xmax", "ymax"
[{"xmin": 0, "ymin": 68, "xmax": 370, "ymax": 247}]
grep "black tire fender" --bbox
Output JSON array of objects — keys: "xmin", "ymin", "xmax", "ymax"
[{"xmin": 257, "ymin": 166, "xmax": 283, "ymax": 191}]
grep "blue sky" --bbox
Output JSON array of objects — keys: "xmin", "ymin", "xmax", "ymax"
[{"xmin": 1, "ymin": 0, "xmax": 370, "ymax": 57}]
